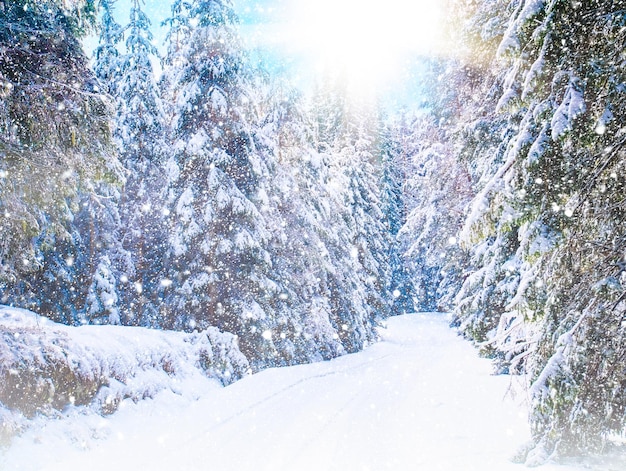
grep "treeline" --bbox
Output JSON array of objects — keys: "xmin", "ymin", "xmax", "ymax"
[
  {"xmin": 401, "ymin": 0, "xmax": 626, "ymax": 462},
  {"xmin": 0, "ymin": 0, "xmax": 411, "ymax": 372}
]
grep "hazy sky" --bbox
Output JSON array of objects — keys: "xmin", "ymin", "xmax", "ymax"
[{"xmin": 92, "ymin": 0, "xmax": 444, "ymax": 109}]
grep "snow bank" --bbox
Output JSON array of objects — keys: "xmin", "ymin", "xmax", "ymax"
[{"xmin": 0, "ymin": 305, "xmax": 249, "ymax": 444}]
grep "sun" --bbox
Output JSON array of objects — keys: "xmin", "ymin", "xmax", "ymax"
[{"xmin": 285, "ymin": 0, "xmax": 443, "ymax": 98}]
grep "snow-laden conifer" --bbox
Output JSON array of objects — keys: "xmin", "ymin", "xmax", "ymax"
[{"xmin": 115, "ymin": 0, "xmax": 169, "ymax": 326}]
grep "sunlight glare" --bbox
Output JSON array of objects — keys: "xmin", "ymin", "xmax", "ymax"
[{"xmin": 287, "ymin": 0, "xmax": 443, "ymax": 97}]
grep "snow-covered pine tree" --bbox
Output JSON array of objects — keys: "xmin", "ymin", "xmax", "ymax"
[
  {"xmin": 429, "ymin": 0, "xmax": 523, "ymax": 350},
  {"xmin": 159, "ymin": 0, "xmax": 192, "ymax": 119},
  {"xmin": 310, "ymin": 73, "xmax": 348, "ymax": 153},
  {"xmin": 39, "ymin": 0, "xmax": 139, "ymax": 328},
  {"xmin": 307, "ymin": 82, "xmax": 387, "ymax": 352},
  {"xmin": 115, "ymin": 0, "xmax": 168, "ymax": 326},
  {"xmin": 25, "ymin": 228, "xmax": 84, "ymax": 325},
  {"xmin": 494, "ymin": 0, "xmax": 626, "ymax": 459},
  {"xmin": 161, "ymin": 0, "xmax": 281, "ymax": 367},
  {"xmin": 26, "ymin": 0, "xmax": 146, "ymax": 328},
  {"xmin": 390, "ymin": 109, "xmax": 471, "ymax": 315},
  {"xmin": 83, "ymin": 254, "xmax": 120, "ymax": 324},
  {"xmin": 92, "ymin": 0, "xmax": 123, "ymax": 96},
  {"xmin": 74, "ymin": 183, "xmax": 132, "ymax": 325},
  {"xmin": 249, "ymin": 78, "xmax": 347, "ymax": 365},
  {"xmin": 443, "ymin": 0, "xmax": 626, "ymax": 460},
  {"xmin": 0, "ymin": 0, "xmax": 120, "ymax": 317},
  {"xmin": 338, "ymin": 107, "xmax": 391, "ymax": 324},
  {"xmin": 379, "ymin": 119, "xmax": 415, "ymax": 315},
  {"xmin": 364, "ymin": 40, "xmax": 475, "ymax": 317}
]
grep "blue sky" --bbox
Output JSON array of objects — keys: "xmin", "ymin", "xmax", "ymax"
[{"xmin": 105, "ymin": 0, "xmax": 291, "ymax": 52}]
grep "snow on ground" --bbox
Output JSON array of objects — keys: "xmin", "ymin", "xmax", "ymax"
[{"xmin": 0, "ymin": 313, "xmax": 617, "ymax": 471}]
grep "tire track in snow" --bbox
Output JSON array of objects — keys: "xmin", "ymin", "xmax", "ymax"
[
  {"xmin": 190, "ymin": 352, "xmax": 395, "ymax": 443},
  {"xmin": 284, "ymin": 388, "xmax": 365, "ymax": 469}
]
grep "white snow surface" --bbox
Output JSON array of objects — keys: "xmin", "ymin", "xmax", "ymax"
[{"xmin": 1, "ymin": 313, "xmax": 613, "ymax": 471}]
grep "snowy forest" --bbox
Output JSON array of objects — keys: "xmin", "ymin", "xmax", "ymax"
[{"xmin": 1, "ymin": 0, "xmax": 626, "ymax": 467}]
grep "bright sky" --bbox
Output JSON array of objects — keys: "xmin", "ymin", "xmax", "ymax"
[
  {"xmin": 98, "ymin": 0, "xmax": 444, "ymax": 106},
  {"xmin": 242, "ymin": 0, "xmax": 444, "ymax": 99}
]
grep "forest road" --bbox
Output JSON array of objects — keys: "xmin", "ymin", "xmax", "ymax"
[
  {"xmin": 64, "ymin": 313, "xmax": 536, "ymax": 470},
  {"xmin": 28, "ymin": 313, "xmax": 572, "ymax": 471}
]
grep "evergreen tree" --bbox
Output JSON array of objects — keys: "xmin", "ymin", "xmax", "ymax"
[
  {"xmin": 0, "ymin": 0, "xmax": 119, "ymax": 314},
  {"xmin": 251, "ymin": 79, "xmax": 346, "ymax": 364},
  {"xmin": 115, "ymin": 0, "xmax": 168, "ymax": 326},
  {"xmin": 308, "ymin": 84, "xmax": 388, "ymax": 352},
  {"xmin": 159, "ymin": 0, "xmax": 192, "ymax": 118},
  {"xmin": 74, "ymin": 183, "xmax": 132, "ymax": 325},
  {"xmin": 501, "ymin": 0, "xmax": 626, "ymax": 459},
  {"xmin": 92, "ymin": 0, "xmax": 123, "ymax": 96},
  {"xmin": 380, "ymin": 121, "xmax": 414, "ymax": 315},
  {"xmin": 310, "ymin": 74, "xmax": 347, "ymax": 153},
  {"xmin": 441, "ymin": 0, "xmax": 626, "ymax": 460},
  {"xmin": 83, "ymin": 254, "xmax": 120, "ymax": 325},
  {"xmin": 338, "ymin": 109, "xmax": 391, "ymax": 323},
  {"xmin": 162, "ymin": 0, "xmax": 280, "ymax": 367}
]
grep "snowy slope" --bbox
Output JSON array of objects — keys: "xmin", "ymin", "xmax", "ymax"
[{"xmin": 1, "ymin": 313, "xmax": 619, "ymax": 471}]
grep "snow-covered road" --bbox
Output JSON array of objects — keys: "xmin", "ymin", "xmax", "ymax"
[{"xmin": 3, "ymin": 313, "xmax": 591, "ymax": 470}]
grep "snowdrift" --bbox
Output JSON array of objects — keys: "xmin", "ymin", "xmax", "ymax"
[{"xmin": 0, "ymin": 306, "xmax": 249, "ymax": 444}]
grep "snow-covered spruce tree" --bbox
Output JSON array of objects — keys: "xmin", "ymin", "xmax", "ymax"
[
  {"xmin": 161, "ymin": 0, "xmax": 282, "ymax": 367},
  {"xmin": 29, "ymin": 186, "xmax": 130, "ymax": 326},
  {"xmin": 338, "ymin": 107, "xmax": 392, "ymax": 323},
  {"xmin": 310, "ymin": 74, "xmax": 348, "ymax": 153},
  {"xmin": 431, "ymin": 0, "xmax": 525, "ymax": 353},
  {"xmin": 504, "ymin": 0, "xmax": 626, "ymax": 459},
  {"xmin": 92, "ymin": 0, "xmax": 123, "ymax": 96},
  {"xmin": 0, "ymin": 0, "xmax": 120, "ymax": 317},
  {"xmin": 389, "ymin": 51, "xmax": 478, "ymax": 316},
  {"xmin": 114, "ymin": 0, "xmax": 169, "ymax": 326},
  {"xmin": 84, "ymin": 254, "xmax": 120, "ymax": 324},
  {"xmin": 448, "ymin": 0, "xmax": 626, "ymax": 460},
  {"xmin": 41, "ymin": 0, "xmax": 134, "ymax": 327},
  {"xmin": 379, "ymin": 118, "xmax": 415, "ymax": 315},
  {"xmin": 308, "ymin": 82, "xmax": 388, "ymax": 352},
  {"xmin": 159, "ymin": 0, "xmax": 192, "ymax": 110},
  {"xmin": 72, "ymin": 182, "xmax": 132, "ymax": 324},
  {"xmin": 396, "ymin": 111, "xmax": 472, "ymax": 314},
  {"xmin": 31, "ymin": 0, "xmax": 148, "ymax": 328},
  {"xmin": 251, "ymin": 78, "xmax": 347, "ymax": 364}
]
